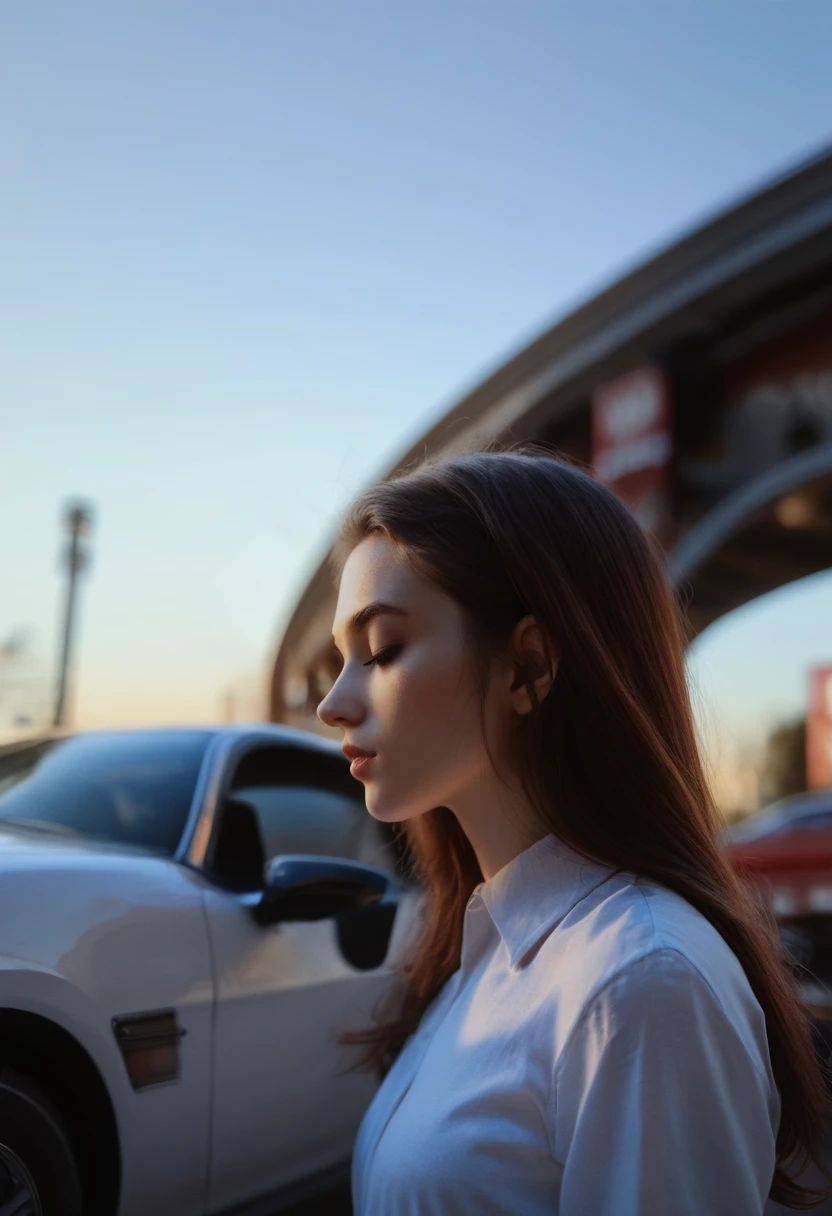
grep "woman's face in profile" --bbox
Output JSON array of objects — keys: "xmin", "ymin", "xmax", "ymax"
[{"xmin": 319, "ymin": 534, "xmax": 508, "ymax": 823}]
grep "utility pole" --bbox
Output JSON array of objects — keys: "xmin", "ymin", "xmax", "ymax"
[{"xmin": 53, "ymin": 501, "xmax": 94, "ymax": 729}]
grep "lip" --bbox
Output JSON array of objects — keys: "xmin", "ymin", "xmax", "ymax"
[
  {"xmin": 349, "ymin": 755, "xmax": 375, "ymax": 779},
  {"xmin": 342, "ymin": 744, "xmax": 376, "ymax": 780}
]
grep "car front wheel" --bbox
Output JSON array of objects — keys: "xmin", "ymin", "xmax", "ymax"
[{"xmin": 0, "ymin": 1069, "xmax": 83, "ymax": 1216}]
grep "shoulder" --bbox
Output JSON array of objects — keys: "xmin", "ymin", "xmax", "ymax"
[
  {"xmin": 535, "ymin": 874, "xmax": 770, "ymax": 1065},
  {"xmin": 580, "ymin": 943, "xmax": 731, "ymax": 1034},
  {"xmin": 553, "ymin": 872, "xmax": 751, "ymax": 997}
]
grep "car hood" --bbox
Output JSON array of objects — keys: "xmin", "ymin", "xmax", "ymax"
[{"xmin": 0, "ymin": 823, "xmax": 173, "ymax": 873}]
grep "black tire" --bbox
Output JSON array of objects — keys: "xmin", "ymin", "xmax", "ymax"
[{"xmin": 0, "ymin": 1067, "xmax": 83, "ymax": 1216}]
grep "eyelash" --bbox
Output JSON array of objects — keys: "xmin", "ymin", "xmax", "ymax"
[{"xmin": 363, "ymin": 644, "xmax": 402, "ymax": 668}]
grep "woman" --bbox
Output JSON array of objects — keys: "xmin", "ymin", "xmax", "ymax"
[{"xmin": 318, "ymin": 448, "xmax": 829, "ymax": 1215}]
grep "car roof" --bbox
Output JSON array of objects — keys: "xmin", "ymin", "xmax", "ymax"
[
  {"xmin": 3, "ymin": 724, "xmax": 344, "ymax": 771},
  {"xmin": 727, "ymin": 789, "xmax": 832, "ymax": 843},
  {"xmin": 45, "ymin": 722, "xmax": 338, "ymax": 747}
]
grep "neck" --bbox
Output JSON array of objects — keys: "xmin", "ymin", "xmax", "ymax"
[{"xmin": 449, "ymin": 777, "xmax": 546, "ymax": 881}]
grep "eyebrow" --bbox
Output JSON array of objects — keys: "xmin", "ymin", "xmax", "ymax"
[{"xmin": 343, "ymin": 601, "xmax": 410, "ymax": 636}]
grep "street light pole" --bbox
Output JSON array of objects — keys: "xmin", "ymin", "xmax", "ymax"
[{"xmin": 53, "ymin": 501, "xmax": 94, "ymax": 729}]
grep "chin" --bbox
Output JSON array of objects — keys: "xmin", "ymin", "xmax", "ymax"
[{"xmin": 363, "ymin": 787, "xmax": 425, "ymax": 825}]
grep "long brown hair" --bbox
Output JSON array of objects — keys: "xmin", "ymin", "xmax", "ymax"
[{"xmin": 336, "ymin": 446, "xmax": 830, "ymax": 1208}]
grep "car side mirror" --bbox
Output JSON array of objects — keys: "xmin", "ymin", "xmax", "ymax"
[{"xmin": 252, "ymin": 854, "xmax": 392, "ymax": 927}]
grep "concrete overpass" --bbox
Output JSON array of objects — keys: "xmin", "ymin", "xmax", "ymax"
[{"xmin": 271, "ymin": 148, "xmax": 832, "ymax": 731}]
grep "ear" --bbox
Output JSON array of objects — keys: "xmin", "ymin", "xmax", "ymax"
[{"xmin": 506, "ymin": 615, "xmax": 559, "ymax": 714}]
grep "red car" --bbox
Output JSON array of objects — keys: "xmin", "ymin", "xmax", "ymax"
[
  {"xmin": 726, "ymin": 791, "xmax": 832, "ymax": 1026},
  {"xmin": 727, "ymin": 792, "xmax": 832, "ymax": 918}
]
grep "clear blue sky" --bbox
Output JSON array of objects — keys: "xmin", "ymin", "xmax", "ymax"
[{"xmin": 2, "ymin": 1, "xmax": 831, "ymax": 734}]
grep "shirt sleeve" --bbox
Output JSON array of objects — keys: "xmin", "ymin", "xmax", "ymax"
[{"xmin": 549, "ymin": 947, "xmax": 778, "ymax": 1216}]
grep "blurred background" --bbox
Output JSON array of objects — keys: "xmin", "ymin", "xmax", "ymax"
[{"xmin": 3, "ymin": 1, "xmax": 832, "ymax": 831}]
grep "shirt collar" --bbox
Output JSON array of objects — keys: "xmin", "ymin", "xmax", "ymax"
[{"xmin": 476, "ymin": 833, "xmax": 617, "ymax": 968}]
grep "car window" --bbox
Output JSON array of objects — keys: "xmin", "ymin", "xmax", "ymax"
[
  {"xmin": 233, "ymin": 784, "xmax": 366, "ymax": 860},
  {"xmin": 0, "ymin": 731, "xmax": 211, "ymax": 855},
  {"xmin": 229, "ymin": 744, "xmax": 396, "ymax": 873}
]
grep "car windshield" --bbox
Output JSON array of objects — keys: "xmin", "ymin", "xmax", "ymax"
[{"xmin": 0, "ymin": 731, "xmax": 212, "ymax": 856}]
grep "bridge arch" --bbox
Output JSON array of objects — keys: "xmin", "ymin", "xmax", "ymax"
[{"xmin": 670, "ymin": 443, "xmax": 832, "ymax": 636}]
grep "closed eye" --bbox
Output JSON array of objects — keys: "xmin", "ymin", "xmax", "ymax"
[{"xmin": 363, "ymin": 644, "xmax": 403, "ymax": 668}]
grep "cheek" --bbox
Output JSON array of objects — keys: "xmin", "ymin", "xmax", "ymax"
[
  {"xmin": 368, "ymin": 643, "xmax": 485, "ymax": 810},
  {"xmin": 381, "ymin": 646, "xmax": 476, "ymax": 736}
]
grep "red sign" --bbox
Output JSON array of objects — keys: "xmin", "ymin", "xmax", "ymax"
[
  {"xmin": 807, "ymin": 666, "xmax": 832, "ymax": 790},
  {"xmin": 591, "ymin": 367, "xmax": 673, "ymax": 541}
]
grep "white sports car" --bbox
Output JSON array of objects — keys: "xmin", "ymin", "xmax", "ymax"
[{"xmin": 0, "ymin": 726, "xmax": 418, "ymax": 1216}]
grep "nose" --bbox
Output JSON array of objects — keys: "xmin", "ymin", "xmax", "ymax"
[{"xmin": 317, "ymin": 671, "xmax": 365, "ymax": 730}]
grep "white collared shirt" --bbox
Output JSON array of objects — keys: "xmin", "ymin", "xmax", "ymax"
[{"xmin": 352, "ymin": 833, "xmax": 780, "ymax": 1215}]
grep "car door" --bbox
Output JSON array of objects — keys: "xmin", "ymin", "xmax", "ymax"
[{"xmin": 199, "ymin": 741, "xmax": 410, "ymax": 1214}]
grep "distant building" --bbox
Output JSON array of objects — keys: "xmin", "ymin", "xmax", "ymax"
[
  {"xmin": 708, "ymin": 737, "xmax": 762, "ymax": 821},
  {"xmin": 271, "ymin": 149, "xmax": 832, "ymax": 735},
  {"xmin": 808, "ymin": 665, "xmax": 832, "ymax": 790},
  {"xmin": 0, "ymin": 639, "xmax": 50, "ymax": 743}
]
